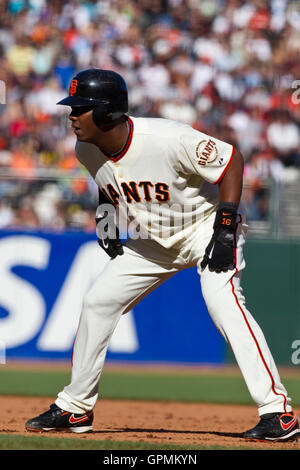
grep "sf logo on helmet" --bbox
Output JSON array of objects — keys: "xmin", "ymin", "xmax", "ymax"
[{"xmin": 70, "ymin": 79, "xmax": 78, "ymax": 96}]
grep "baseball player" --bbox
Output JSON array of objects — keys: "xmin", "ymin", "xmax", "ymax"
[{"xmin": 26, "ymin": 69, "xmax": 300, "ymax": 441}]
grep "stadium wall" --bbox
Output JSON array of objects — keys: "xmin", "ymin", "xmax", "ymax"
[
  {"xmin": 239, "ymin": 238, "xmax": 300, "ymax": 366},
  {"xmin": 0, "ymin": 231, "xmax": 298, "ymax": 366},
  {"xmin": 0, "ymin": 230, "xmax": 224, "ymax": 365}
]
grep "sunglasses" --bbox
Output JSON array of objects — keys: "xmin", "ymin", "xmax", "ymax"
[{"xmin": 70, "ymin": 106, "xmax": 95, "ymax": 117}]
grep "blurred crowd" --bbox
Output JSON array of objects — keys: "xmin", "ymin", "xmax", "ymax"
[{"xmin": 0, "ymin": 0, "xmax": 300, "ymax": 231}]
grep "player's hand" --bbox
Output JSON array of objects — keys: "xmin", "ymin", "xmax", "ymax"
[
  {"xmin": 96, "ymin": 214, "xmax": 124, "ymax": 259},
  {"xmin": 201, "ymin": 203, "xmax": 237, "ymax": 273}
]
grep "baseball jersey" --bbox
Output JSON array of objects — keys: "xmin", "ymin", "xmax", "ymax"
[{"xmin": 75, "ymin": 116, "xmax": 234, "ymax": 252}]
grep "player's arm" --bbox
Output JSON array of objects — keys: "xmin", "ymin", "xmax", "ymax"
[
  {"xmin": 201, "ymin": 148, "xmax": 244, "ymax": 273},
  {"xmin": 218, "ymin": 148, "xmax": 244, "ymax": 205}
]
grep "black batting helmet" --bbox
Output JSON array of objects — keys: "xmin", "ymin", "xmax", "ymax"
[{"xmin": 57, "ymin": 68, "xmax": 128, "ymax": 127}]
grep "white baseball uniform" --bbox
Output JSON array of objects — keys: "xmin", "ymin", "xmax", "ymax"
[{"xmin": 55, "ymin": 116, "xmax": 291, "ymax": 417}]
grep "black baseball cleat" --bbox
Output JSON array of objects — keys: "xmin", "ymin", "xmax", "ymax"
[
  {"xmin": 25, "ymin": 403, "xmax": 93, "ymax": 433},
  {"xmin": 244, "ymin": 411, "xmax": 300, "ymax": 442}
]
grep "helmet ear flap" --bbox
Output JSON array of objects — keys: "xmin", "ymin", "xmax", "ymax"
[
  {"xmin": 92, "ymin": 106, "xmax": 126, "ymax": 129},
  {"xmin": 92, "ymin": 105, "xmax": 110, "ymax": 127}
]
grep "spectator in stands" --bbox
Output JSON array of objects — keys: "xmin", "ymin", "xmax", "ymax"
[
  {"xmin": 0, "ymin": 0, "xmax": 299, "ymax": 232},
  {"xmin": 266, "ymin": 110, "xmax": 300, "ymax": 167}
]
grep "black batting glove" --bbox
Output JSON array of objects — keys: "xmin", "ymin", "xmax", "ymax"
[
  {"xmin": 96, "ymin": 213, "xmax": 124, "ymax": 260},
  {"xmin": 201, "ymin": 202, "xmax": 238, "ymax": 273}
]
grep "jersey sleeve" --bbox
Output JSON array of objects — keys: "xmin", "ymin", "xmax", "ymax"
[{"xmin": 179, "ymin": 128, "xmax": 235, "ymax": 184}]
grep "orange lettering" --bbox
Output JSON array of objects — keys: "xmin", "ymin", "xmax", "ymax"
[
  {"xmin": 70, "ymin": 79, "xmax": 78, "ymax": 96},
  {"xmin": 222, "ymin": 218, "xmax": 231, "ymax": 226}
]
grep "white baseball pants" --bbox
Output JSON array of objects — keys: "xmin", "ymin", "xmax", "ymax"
[{"xmin": 55, "ymin": 214, "xmax": 292, "ymax": 416}]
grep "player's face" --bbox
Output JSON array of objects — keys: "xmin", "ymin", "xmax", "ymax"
[{"xmin": 69, "ymin": 106, "xmax": 99, "ymax": 142}]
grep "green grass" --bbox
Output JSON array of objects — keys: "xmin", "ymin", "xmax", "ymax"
[
  {"xmin": 0, "ymin": 368, "xmax": 299, "ymax": 406},
  {"xmin": 0, "ymin": 367, "xmax": 299, "ymax": 451},
  {"xmin": 0, "ymin": 434, "xmax": 264, "ymax": 451}
]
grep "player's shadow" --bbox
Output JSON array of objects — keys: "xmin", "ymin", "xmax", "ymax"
[{"xmin": 93, "ymin": 427, "xmax": 244, "ymax": 439}]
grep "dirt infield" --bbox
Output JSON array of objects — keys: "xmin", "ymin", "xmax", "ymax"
[{"xmin": 1, "ymin": 396, "xmax": 300, "ymax": 449}]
